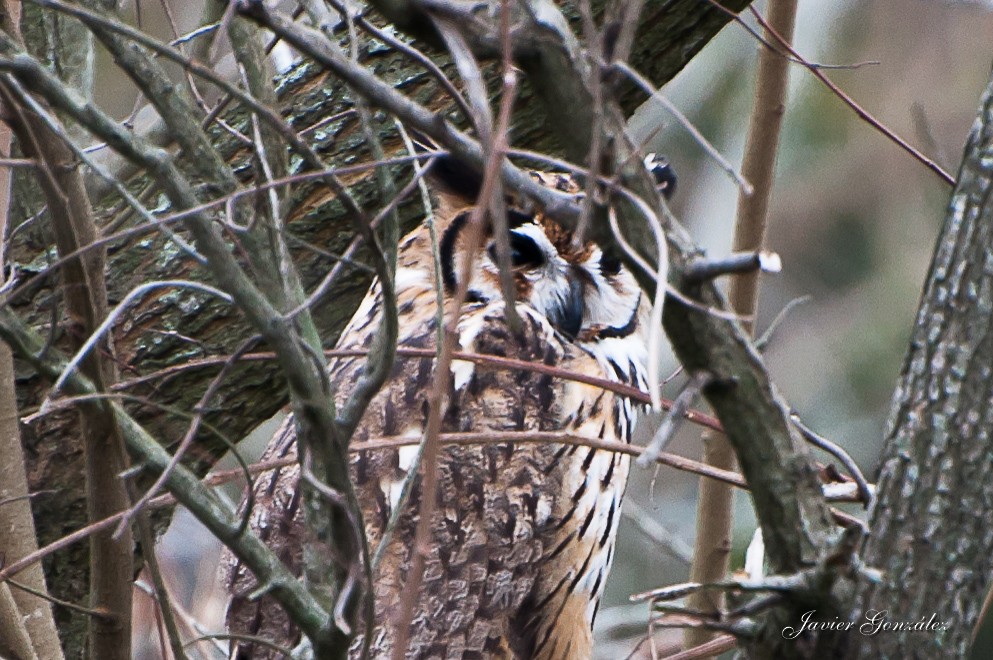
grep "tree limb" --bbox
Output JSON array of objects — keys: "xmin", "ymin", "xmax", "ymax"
[
  {"xmin": 685, "ymin": 0, "xmax": 796, "ymax": 651},
  {"xmin": 817, "ymin": 61, "xmax": 993, "ymax": 660}
]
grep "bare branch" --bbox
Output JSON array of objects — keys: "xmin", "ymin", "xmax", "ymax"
[
  {"xmin": 46, "ymin": 280, "xmax": 233, "ymax": 401},
  {"xmin": 683, "ymin": 251, "xmax": 781, "ymax": 283},
  {"xmin": 612, "ymin": 60, "xmax": 752, "ymax": 194},
  {"xmin": 637, "ymin": 371, "xmax": 712, "ymax": 468},
  {"xmin": 737, "ymin": 2, "xmax": 954, "ymax": 187},
  {"xmin": 791, "ymin": 415, "xmax": 873, "ymax": 508},
  {"xmin": 0, "ymin": 307, "xmax": 336, "ymax": 647},
  {"xmin": 1, "ymin": 40, "xmax": 135, "ymax": 655}
]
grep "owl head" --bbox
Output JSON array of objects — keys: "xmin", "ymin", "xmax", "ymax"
[{"xmin": 429, "ymin": 154, "xmax": 675, "ymax": 344}]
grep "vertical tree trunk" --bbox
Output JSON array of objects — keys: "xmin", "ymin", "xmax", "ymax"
[
  {"xmin": 6, "ymin": 5, "xmax": 104, "ymax": 654},
  {"xmin": 818, "ymin": 66, "xmax": 993, "ymax": 660},
  {"xmin": 0, "ymin": 68, "xmax": 63, "ymax": 658}
]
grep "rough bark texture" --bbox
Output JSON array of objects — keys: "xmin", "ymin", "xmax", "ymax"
[
  {"xmin": 7, "ymin": 2, "xmax": 751, "ymax": 652},
  {"xmin": 817, "ymin": 67, "xmax": 993, "ymax": 660},
  {"xmin": 0, "ymin": 45, "xmax": 64, "ymax": 656}
]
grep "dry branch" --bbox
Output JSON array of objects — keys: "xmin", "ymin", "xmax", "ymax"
[
  {"xmin": 1, "ymin": 1, "xmax": 760, "ymax": 654},
  {"xmin": 1, "ymin": 66, "xmax": 135, "ymax": 660},
  {"xmin": 685, "ymin": 0, "xmax": 796, "ymax": 652}
]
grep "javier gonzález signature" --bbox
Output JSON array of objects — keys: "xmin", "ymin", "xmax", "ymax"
[{"xmin": 782, "ymin": 610, "xmax": 950, "ymax": 638}]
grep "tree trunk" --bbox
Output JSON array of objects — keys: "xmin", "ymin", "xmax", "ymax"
[
  {"xmin": 6, "ymin": 1, "xmax": 752, "ymax": 653},
  {"xmin": 817, "ymin": 63, "xmax": 993, "ymax": 660}
]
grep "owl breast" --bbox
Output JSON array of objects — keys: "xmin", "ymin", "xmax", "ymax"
[
  {"xmin": 344, "ymin": 245, "xmax": 648, "ymax": 658},
  {"xmin": 224, "ymin": 174, "xmax": 651, "ymax": 660}
]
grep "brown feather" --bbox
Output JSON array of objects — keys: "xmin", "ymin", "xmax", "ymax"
[{"xmin": 224, "ymin": 170, "xmax": 646, "ymax": 659}]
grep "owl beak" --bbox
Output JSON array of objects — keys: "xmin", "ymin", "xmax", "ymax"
[{"xmin": 550, "ymin": 272, "xmax": 584, "ymax": 340}]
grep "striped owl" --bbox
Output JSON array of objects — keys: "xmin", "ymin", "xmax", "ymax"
[{"xmin": 224, "ymin": 153, "xmax": 675, "ymax": 659}]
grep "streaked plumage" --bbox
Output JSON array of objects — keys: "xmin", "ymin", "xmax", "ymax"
[{"xmin": 224, "ymin": 154, "xmax": 674, "ymax": 658}]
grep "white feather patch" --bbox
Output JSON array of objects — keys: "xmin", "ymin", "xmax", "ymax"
[
  {"xmin": 383, "ymin": 476, "xmax": 405, "ymax": 514},
  {"xmin": 397, "ymin": 443, "xmax": 420, "ymax": 474},
  {"xmin": 744, "ymin": 528, "xmax": 766, "ymax": 580},
  {"xmin": 451, "ymin": 359, "xmax": 475, "ymax": 391},
  {"xmin": 394, "ymin": 266, "xmax": 427, "ymax": 291}
]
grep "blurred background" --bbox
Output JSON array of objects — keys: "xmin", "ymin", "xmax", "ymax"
[
  {"xmin": 605, "ymin": 1, "xmax": 993, "ymax": 657},
  {"xmin": 104, "ymin": 0, "xmax": 993, "ymax": 657}
]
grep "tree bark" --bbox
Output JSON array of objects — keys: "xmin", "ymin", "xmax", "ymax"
[
  {"xmin": 817, "ymin": 64, "xmax": 993, "ymax": 660},
  {"xmin": 5, "ymin": 2, "xmax": 751, "ymax": 653},
  {"xmin": 0, "ymin": 65, "xmax": 61, "ymax": 659}
]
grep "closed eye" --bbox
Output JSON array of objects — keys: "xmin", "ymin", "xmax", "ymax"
[{"xmin": 488, "ymin": 232, "xmax": 546, "ymax": 269}]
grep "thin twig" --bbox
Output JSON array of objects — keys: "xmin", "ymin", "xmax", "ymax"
[
  {"xmin": 3, "ymin": 153, "xmax": 429, "ymax": 307},
  {"xmin": 108, "ymin": 348, "xmax": 726, "ymax": 432},
  {"xmin": 369, "ymin": 126, "xmax": 442, "ymax": 578},
  {"xmin": 331, "ymin": 8, "xmax": 402, "ymax": 448},
  {"xmin": 661, "ymin": 634, "xmax": 737, "ymax": 660},
  {"xmin": 342, "ymin": 8, "xmax": 473, "ymax": 122},
  {"xmin": 391, "ymin": 13, "xmax": 519, "ymax": 652},
  {"xmin": 0, "ymin": 157, "xmax": 36, "ymax": 167},
  {"xmin": 737, "ymin": 2, "xmax": 954, "ymax": 186},
  {"xmin": 754, "ymin": 295, "xmax": 810, "ymax": 352},
  {"xmin": 611, "ymin": 60, "xmax": 753, "ymax": 195},
  {"xmin": 5, "ymin": 577, "xmax": 111, "ymax": 619},
  {"xmin": 637, "ymin": 371, "xmax": 712, "ymax": 468},
  {"xmin": 45, "ymin": 280, "xmax": 233, "ymax": 404},
  {"xmin": 623, "ymin": 500, "xmax": 695, "ymax": 565},
  {"xmin": 112, "ymin": 338, "xmax": 261, "ymax": 539},
  {"xmin": 185, "ymin": 632, "xmax": 293, "ymax": 657},
  {"xmin": 632, "ymin": 573, "xmax": 808, "ymax": 604},
  {"xmin": 0, "ymin": 75, "xmax": 203, "ymax": 262},
  {"xmin": 71, "ymin": 0, "xmax": 236, "ymax": 191},
  {"xmin": 791, "ymin": 414, "xmax": 873, "ymax": 508}
]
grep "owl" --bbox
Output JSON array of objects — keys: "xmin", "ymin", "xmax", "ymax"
[{"xmin": 223, "ymin": 152, "xmax": 675, "ymax": 659}]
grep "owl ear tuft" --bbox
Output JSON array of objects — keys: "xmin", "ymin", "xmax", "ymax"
[
  {"xmin": 408, "ymin": 130, "xmax": 484, "ymax": 203},
  {"xmin": 426, "ymin": 154, "xmax": 484, "ymax": 203},
  {"xmin": 644, "ymin": 153, "xmax": 677, "ymax": 200}
]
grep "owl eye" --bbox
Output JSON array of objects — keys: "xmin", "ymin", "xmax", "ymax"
[
  {"xmin": 599, "ymin": 252, "xmax": 622, "ymax": 276},
  {"xmin": 489, "ymin": 232, "xmax": 546, "ymax": 269}
]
